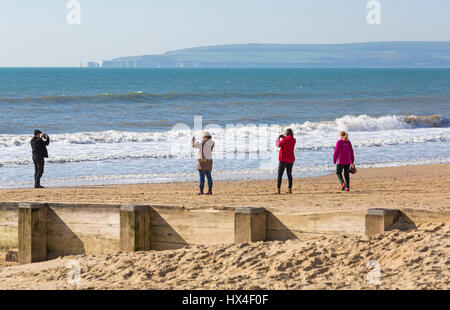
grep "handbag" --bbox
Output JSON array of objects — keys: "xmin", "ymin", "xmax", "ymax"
[
  {"xmin": 198, "ymin": 142, "xmax": 208, "ymax": 164},
  {"xmin": 349, "ymin": 164, "xmax": 357, "ymax": 174}
]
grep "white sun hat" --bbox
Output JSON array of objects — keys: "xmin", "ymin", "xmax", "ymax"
[{"xmin": 202, "ymin": 131, "xmax": 212, "ymax": 137}]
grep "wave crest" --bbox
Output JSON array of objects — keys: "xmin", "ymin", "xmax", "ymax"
[
  {"xmin": 0, "ymin": 114, "xmax": 447, "ymax": 148},
  {"xmin": 0, "ymin": 91, "xmax": 296, "ymax": 104},
  {"xmin": 291, "ymin": 114, "xmax": 447, "ymax": 134}
]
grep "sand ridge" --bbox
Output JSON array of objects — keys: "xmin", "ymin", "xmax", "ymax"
[{"xmin": 0, "ymin": 223, "xmax": 448, "ymax": 290}]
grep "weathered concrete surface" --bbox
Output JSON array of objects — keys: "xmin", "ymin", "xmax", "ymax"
[
  {"xmin": 150, "ymin": 206, "xmax": 234, "ymax": 250},
  {"xmin": 235, "ymin": 207, "xmax": 267, "ymax": 243},
  {"xmin": 18, "ymin": 203, "xmax": 47, "ymax": 264},
  {"xmin": 45, "ymin": 203, "xmax": 120, "ymax": 259},
  {"xmin": 120, "ymin": 205, "xmax": 151, "ymax": 251},
  {"xmin": 267, "ymin": 210, "xmax": 365, "ymax": 240},
  {"xmin": 0, "ymin": 203, "xmax": 18, "ymax": 251},
  {"xmin": 400, "ymin": 208, "xmax": 450, "ymax": 224}
]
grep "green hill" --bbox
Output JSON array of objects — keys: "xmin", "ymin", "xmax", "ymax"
[{"xmin": 102, "ymin": 42, "xmax": 450, "ymax": 68}]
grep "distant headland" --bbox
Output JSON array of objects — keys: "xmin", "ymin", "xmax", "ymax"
[{"xmin": 91, "ymin": 41, "xmax": 450, "ymax": 68}]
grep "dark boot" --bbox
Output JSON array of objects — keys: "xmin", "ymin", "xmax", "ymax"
[
  {"xmin": 206, "ymin": 188, "xmax": 212, "ymax": 195},
  {"xmin": 197, "ymin": 188, "xmax": 204, "ymax": 195}
]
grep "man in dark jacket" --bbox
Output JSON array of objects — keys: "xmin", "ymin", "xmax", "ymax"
[{"xmin": 30, "ymin": 130, "xmax": 50, "ymax": 188}]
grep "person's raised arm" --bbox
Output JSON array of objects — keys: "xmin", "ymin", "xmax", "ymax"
[
  {"xmin": 191, "ymin": 137, "xmax": 201, "ymax": 148},
  {"xmin": 276, "ymin": 135, "xmax": 285, "ymax": 148},
  {"xmin": 36, "ymin": 137, "xmax": 47, "ymax": 148},
  {"xmin": 279, "ymin": 138, "xmax": 287, "ymax": 147}
]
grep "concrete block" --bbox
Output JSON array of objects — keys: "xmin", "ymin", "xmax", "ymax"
[
  {"xmin": 120, "ymin": 205, "xmax": 151, "ymax": 251},
  {"xmin": 234, "ymin": 207, "xmax": 267, "ymax": 243},
  {"xmin": 18, "ymin": 202, "xmax": 48, "ymax": 263},
  {"xmin": 365, "ymin": 208, "xmax": 399, "ymax": 236}
]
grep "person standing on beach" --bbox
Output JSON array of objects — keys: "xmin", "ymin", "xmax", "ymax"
[
  {"xmin": 333, "ymin": 131, "xmax": 355, "ymax": 191},
  {"xmin": 276, "ymin": 128, "xmax": 296, "ymax": 194},
  {"xmin": 30, "ymin": 130, "xmax": 50, "ymax": 188},
  {"xmin": 192, "ymin": 131, "xmax": 215, "ymax": 195}
]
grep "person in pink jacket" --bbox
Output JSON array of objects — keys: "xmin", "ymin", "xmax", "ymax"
[
  {"xmin": 333, "ymin": 131, "xmax": 355, "ymax": 191},
  {"xmin": 276, "ymin": 128, "xmax": 296, "ymax": 194}
]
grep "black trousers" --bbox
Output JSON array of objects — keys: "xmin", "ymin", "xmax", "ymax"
[
  {"xmin": 34, "ymin": 158, "xmax": 45, "ymax": 186},
  {"xmin": 336, "ymin": 164, "xmax": 350, "ymax": 188},
  {"xmin": 277, "ymin": 161, "xmax": 293, "ymax": 189}
]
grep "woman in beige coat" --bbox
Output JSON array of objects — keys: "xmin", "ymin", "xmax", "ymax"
[{"xmin": 192, "ymin": 131, "xmax": 215, "ymax": 195}]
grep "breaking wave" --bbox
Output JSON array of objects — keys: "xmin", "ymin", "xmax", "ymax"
[{"xmin": 0, "ymin": 114, "xmax": 447, "ymax": 148}]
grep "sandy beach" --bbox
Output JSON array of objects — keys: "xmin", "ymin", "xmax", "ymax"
[
  {"xmin": 0, "ymin": 163, "xmax": 449, "ymax": 289},
  {"xmin": 0, "ymin": 163, "xmax": 449, "ymax": 213}
]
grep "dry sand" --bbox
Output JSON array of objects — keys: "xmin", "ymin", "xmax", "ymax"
[
  {"xmin": 0, "ymin": 222, "xmax": 448, "ymax": 290},
  {"xmin": 0, "ymin": 164, "xmax": 448, "ymax": 289},
  {"xmin": 0, "ymin": 163, "xmax": 449, "ymax": 213}
]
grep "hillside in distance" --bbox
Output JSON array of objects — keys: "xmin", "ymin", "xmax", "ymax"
[{"xmin": 101, "ymin": 41, "xmax": 450, "ymax": 68}]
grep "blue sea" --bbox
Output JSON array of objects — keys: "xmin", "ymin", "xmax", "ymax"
[{"xmin": 0, "ymin": 68, "xmax": 449, "ymax": 188}]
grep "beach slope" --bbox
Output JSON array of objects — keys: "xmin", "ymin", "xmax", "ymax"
[{"xmin": 0, "ymin": 164, "xmax": 448, "ymax": 213}]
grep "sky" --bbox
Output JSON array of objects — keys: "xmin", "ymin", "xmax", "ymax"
[{"xmin": 1, "ymin": 0, "xmax": 449, "ymax": 67}]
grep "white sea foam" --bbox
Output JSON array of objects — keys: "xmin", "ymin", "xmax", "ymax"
[
  {"xmin": 0, "ymin": 114, "xmax": 447, "ymax": 148},
  {"xmin": 0, "ymin": 115, "xmax": 448, "ymax": 168},
  {"xmin": 0, "ymin": 114, "xmax": 448, "ymax": 188}
]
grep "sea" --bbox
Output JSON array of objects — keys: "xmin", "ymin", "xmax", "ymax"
[{"xmin": 0, "ymin": 68, "xmax": 449, "ymax": 188}]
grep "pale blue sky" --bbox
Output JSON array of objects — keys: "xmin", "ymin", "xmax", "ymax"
[{"xmin": 1, "ymin": 0, "xmax": 449, "ymax": 67}]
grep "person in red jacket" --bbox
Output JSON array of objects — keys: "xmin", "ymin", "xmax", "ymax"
[
  {"xmin": 276, "ymin": 128, "xmax": 296, "ymax": 194},
  {"xmin": 333, "ymin": 131, "xmax": 355, "ymax": 191}
]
